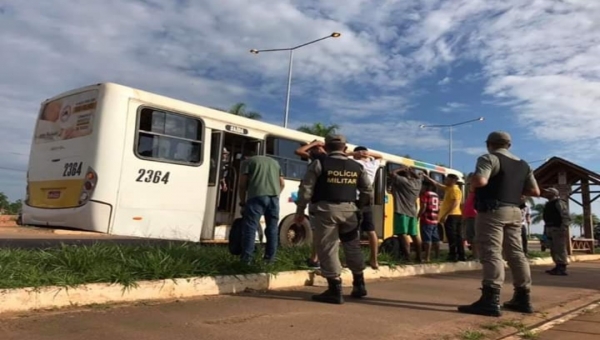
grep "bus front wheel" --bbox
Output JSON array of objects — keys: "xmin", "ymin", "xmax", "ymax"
[{"xmin": 278, "ymin": 214, "xmax": 313, "ymax": 247}]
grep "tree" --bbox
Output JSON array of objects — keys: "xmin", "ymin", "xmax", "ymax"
[
  {"xmin": 296, "ymin": 122, "xmax": 340, "ymax": 137},
  {"xmin": 7, "ymin": 199, "xmax": 22, "ymax": 215},
  {"xmin": 570, "ymin": 213, "xmax": 600, "ymax": 236},
  {"xmin": 212, "ymin": 102, "xmax": 262, "ymax": 120},
  {"xmin": 0, "ymin": 192, "xmax": 21, "ymax": 215},
  {"xmin": 530, "ymin": 203, "xmax": 545, "ymax": 224},
  {"xmin": 0, "ymin": 192, "xmax": 9, "ymax": 213}
]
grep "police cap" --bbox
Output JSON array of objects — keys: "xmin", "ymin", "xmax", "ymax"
[
  {"xmin": 543, "ymin": 187, "xmax": 559, "ymax": 196},
  {"xmin": 486, "ymin": 131, "xmax": 511, "ymax": 144},
  {"xmin": 325, "ymin": 134, "xmax": 347, "ymax": 144}
]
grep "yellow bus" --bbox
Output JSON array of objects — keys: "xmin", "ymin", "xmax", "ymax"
[{"xmin": 23, "ymin": 82, "xmax": 464, "ymax": 246}]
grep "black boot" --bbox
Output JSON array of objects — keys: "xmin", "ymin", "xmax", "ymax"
[
  {"xmin": 312, "ymin": 277, "xmax": 344, "ymax": 304},
  {"xmin": 503, "ymin": 287, "xmax": 534, "ymax": 313},
  {"xmin": 549, "ymin": 264, "xmax": 568, "ymax": 276},
  {"xmin": 545, "ymin": 265, "xmax": 558, "ymax": 274},
  {"xmin": 457, "ymin": 286, "xmax": 502, "ymax": 317},
  {"xmin": 350, "ymin": 273, "xmax": 367, "ymax": 298}
]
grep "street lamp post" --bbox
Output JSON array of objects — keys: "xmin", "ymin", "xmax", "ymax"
[
  {"xmin": 250, "ymin": 32, "xmax": 341, "ymax": 128},
  {"xmin": 419, "ymin": 117, "xmax": 485, "ymax": 168}
]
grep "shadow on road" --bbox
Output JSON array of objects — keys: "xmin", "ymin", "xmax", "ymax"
[{"xmin": 239, "ymin": 289, "xmax": 458, "ymax": 313}]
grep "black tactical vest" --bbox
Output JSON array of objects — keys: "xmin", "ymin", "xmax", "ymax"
[
  {"xmin": 475, "ymin": 152, "xmax": 529, "ymax": 211},
  {"xmin": 312, "ymin": 156, "xmax": 363, "ymax": 203},
  {"xmin": 543, "ymin": 199, "xmax": 564, "ymax": 226}
]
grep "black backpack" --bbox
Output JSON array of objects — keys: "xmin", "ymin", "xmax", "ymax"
[
  {"xmin": 379, "ymin": 236, "xmax": 402, "ymax": 260},
  {"xmin": 228, "ymin": 218, "xmax": 264, "ymax": 256},
  {"xmin": 228, "ymin": 218, "xmax": 244, "ymax": 255}
]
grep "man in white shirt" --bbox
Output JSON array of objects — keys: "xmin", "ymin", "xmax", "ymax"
[
  {"xmin": 349, "ymin": 146, "xmax": 382, "ymax": 269},
  {"xmin": 519, "ymin": 197, "xmax": 531, "ymax": 255}
]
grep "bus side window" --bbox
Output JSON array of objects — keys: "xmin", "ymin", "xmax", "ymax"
[
  {"xmin": 136, "ymin": 108, "xmax": 204, "ymax": 165},
  {"xmin": 265, "ymin": 136, "xmax": 308, "ymax": 180},
  {"xmin": 429, "ymin": 171, "xmax": 446, "ymax": 200},
  {"xmin": 385, "ymin": 162, "xmax": 403, "ymax": 193}
]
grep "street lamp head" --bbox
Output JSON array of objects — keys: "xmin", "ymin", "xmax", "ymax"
[
  {"xmin": 478, "ymin": 117, "xmax": 484, "ymax": 121},
  {"xmin": 331, "ymin": 32, "xmax": 341, "ymax": 38},
  {"xmin": 249, "ymin": 49, "xmax": 259, "ymax": 54}
]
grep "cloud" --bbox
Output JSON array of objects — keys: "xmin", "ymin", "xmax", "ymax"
[
  {"xmin": 2, "ymin": 0, "xmax": 600, "ymax": 200},
  {"xmin": 437, "ymin": 77, "xmax": 451, "ymax": 85},
  {"xmin": 457, "ymin": 147, "xmax": 487, "ymax": 156},
  {"xmin": 440, "ymin": 101, "xmax": 468, "ymax": 113}
]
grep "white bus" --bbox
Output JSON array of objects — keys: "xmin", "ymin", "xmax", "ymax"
[{"xmin": 24, "ymin": 82, "xmax": 465, "ymax": 246}]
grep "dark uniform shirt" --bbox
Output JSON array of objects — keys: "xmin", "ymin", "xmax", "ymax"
[
  {"xmin": 543, "ymin": 198, "xmax": 571, "ymax": 228},
  {"xmin": 296, "ymin": 151, "xmax": 373, "ymax": 214}
]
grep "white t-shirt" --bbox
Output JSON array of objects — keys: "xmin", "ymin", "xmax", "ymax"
[
  {"xmin": 353, "ymin": 157, "xmax": 380, "ymax": 192},
  {"xmin": 521, "ymin": 204, "xmax": 530, "ymax": 226}
]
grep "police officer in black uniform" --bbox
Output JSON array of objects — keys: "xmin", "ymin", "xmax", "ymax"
[
  {"xmin": 458, "ymin": 131, "xmax": 540, "ymax": 317},
  {"xmin": 294, "ymin": 134, "xmax": 373, "ymax": 304},
  {"xmin": 542, "ymin": 187, "xmax": 571, "ymax": 275}
]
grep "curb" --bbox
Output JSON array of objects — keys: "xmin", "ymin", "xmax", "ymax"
[
  {"xmin": 501, "ymin": 301, "xmax": 600, "ymax": 340},
  {"xmin": 1, "ymin": 254, "xmax": 599, "ymax": 315}
]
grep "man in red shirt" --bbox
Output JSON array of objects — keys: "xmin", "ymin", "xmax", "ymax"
[
  {"xmin": 418, "ymin": 181, "xmax": 441, "ymax": 262},
  {"xmin": 463, "ymin": 173, "xmax": 478, "ymax": 259}
]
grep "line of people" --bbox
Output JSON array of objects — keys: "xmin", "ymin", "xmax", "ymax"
[{"xmin": 236, "ymin": 131, "xmax": 572, "ymax": 312}]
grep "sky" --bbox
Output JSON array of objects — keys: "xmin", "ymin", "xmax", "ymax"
[{"xmin": 1, "ymin": 0, "xmax": 599, "ymax": 234}]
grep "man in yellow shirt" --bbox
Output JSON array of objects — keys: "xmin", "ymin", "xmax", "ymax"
[{"xmin": 424, "ymin": 173, "xmax": 465, "ymax": 262}]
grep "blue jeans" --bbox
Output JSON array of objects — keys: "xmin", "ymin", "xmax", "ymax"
[{"xmin": 241, "ymin": 195, "xmax": 280, "ymax": 263}]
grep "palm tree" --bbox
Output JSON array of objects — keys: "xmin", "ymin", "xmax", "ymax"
[
  {"xmin": 211, "ymin": 103, "xmax": 262, "ymax": 120},
  {"xmin": 296, "ymin": 122, "xmax": 340, "ymax": 137},
  {"xmin": 570, "ymin": 213, "xmax": 600, "ymax": 236},
  {"xmin": 530, "ymin": 203, "xmax": 545, "ymax": 224}
]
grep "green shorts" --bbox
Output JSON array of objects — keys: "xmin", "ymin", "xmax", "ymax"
[{"xmin": 393, "ymin": 213, "xmax": 418, "ymax": 236}]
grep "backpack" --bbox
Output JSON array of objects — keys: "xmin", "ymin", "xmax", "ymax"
[
  {"xmin": 228, "ymin": 217, "xmax": 264, "ymax": 256},
  {"xmin": 379, "ymin": 236, "xmax": 402, "ymax": 260},
  {"xmin": 228, "ymin": 218, "xmax": 244, "ymax": 256}
]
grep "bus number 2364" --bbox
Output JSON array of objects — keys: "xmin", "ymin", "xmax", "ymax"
[{"xmin": 136, "ymin": 169, "xmax": 171, "ymax": 184}]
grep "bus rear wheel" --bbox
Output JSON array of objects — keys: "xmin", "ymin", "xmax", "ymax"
[{"xmin": 278, "ymin": 214, "xmax": 312, "ymax": 247}]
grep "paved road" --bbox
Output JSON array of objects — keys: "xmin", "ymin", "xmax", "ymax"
[{"xmin": 1, "ymin": 261, "xmax": 598, "ymax": 340}]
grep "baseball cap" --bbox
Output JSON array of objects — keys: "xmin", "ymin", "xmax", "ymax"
[
  {"xmin": 543, "ymin": 187, "xmax": 559, "ymax": 196},
  {"xmin": 354, "ymin": 146, "xmax": 368, "ymax": 152},
  {"xmin": 486, "ymin": 131, "xmax": 511, "ymax": 144},
  {"xmin": 325, "ymin": 134, "xmax": 347, "ymax": 144}
]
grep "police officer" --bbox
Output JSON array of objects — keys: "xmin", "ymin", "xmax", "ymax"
[
  {"xmin": 541, "ymin": 187, "xmax": 571, "ymax": 276},
  {"xmin": 294, "ymin": 134, "xmax": 373, "ymax": 304},
  {"xmin": 458, "ymin": 131, "xmax": 540, "ymax": 317}
]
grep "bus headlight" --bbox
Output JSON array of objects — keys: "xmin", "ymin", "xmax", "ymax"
[{"xmin": 78, "ymin": 166, "xmax": 98, "ymax": 206}]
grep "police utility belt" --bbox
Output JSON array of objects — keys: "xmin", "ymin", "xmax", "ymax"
[{"xmin": 475, "ymin": 199, "xmax": 519, "ymax": 213}]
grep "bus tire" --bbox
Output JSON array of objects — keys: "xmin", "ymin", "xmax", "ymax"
[{"xmin": 278, "ymin": 214, "xmax": 312, "ymax": 248}]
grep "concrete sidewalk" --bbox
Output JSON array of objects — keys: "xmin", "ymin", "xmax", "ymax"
[
  {"xmin": 1, "ymin": 261, "xmax": 599, "ymax": 340},
  {"xmin": 536, "ymin": 304, "xmax": 600, "ymax": 340}
]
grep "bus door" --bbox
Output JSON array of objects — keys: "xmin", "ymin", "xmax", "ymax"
[
  {"xmin": 371, "ymin": 166, "xmax": 386, "ymax": 239},
  {"xmin": 207, "ymin": 130, "xmax": 261, "ymax": 234}
]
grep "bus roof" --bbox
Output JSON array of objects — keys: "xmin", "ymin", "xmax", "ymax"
[{"xmin": 44, "ymin": 82, "xmax": 464, "ymax": 179}]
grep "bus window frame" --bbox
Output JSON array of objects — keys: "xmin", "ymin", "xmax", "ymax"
[
  {"xmin": 385, "ymin": 162, "xmax": 426, "ymax": 193},
  {"xmin": 429, "ymin": 170, "xmax": 446, "ymax": 199},
  {"xmin": 133, "ymin": 105, "xmax": 205, "ymax": 167},
  {"xmin": 264, "ymin": 134, "xmax": 309, "ymax": 181}
]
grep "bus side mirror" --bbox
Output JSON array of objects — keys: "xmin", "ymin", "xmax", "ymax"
[{"xmin": 374, "ymin": 167, "xmax": 385, "ymax": 205}]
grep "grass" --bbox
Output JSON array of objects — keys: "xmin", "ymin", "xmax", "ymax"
[
  {"xmin": 0, "ymin": 240, "xmax": 557, "ymax": 290},
  {"xmin": 459, "ymin": 330, "xmax": 485, "ymax": 340},
  {"xmin": 0, "ymin": 242, "xmax": 443, "ymax": 290}
]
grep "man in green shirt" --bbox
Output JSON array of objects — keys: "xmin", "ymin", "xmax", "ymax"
[{"xmin": 238, "ymin": 151, "xmax": 285, "ymax": 264}]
